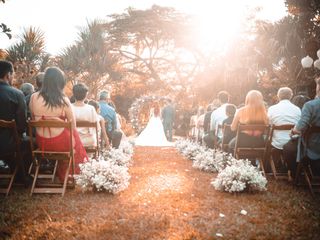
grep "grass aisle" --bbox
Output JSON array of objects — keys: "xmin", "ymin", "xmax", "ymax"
[{"xmin": 1, "ymin": 146, "xmax": 320, "ymax": 239}]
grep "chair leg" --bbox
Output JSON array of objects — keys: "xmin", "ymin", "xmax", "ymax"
[
  {"xmin": 30, "ymin": 160, "xmax": 40, "ymax": 196},
  {"xmin": 259, "ymin": 158, "xmax": 266, "ymax": 177},
  {"xmin": 5, "ymin": 165, "xmax": 18, "ymax": 197},
  {"xmin": 62, "ymin": 158, "xmax": 72, "ymax": 197},
  {"xmin": 295, "ymin": 162, "xmax": 302, "ymax": 185},
  {"xmin": 51, "ymin": 160, "xmax": 58, "ymax": 183},
  {"xmin": 303, "ymin": 167, "xmax": 315, "ymax": 197},
  {"xmin": 269, "ymin": 156, "xmax": 278, "ymax": 180}
]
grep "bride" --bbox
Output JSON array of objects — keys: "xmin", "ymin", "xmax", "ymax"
[{"xmin": 135, "ymin": 103, "xmax": 173, "ymax": 147}]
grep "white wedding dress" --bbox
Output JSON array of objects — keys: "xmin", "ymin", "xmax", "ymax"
[{"xmin": 135, "ymin": 108, "xmax": 173, "ymax": 147}]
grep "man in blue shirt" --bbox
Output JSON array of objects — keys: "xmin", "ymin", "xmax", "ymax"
[
  {"xmin": 284, "ymin": 77, "xmax": 320, "ymax": 178},
  {"xmin": 99, "ymin": 91, "xmax": 118, "ymax": 144}
]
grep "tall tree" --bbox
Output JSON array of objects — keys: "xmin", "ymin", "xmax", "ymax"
[
  {"xmin": 58, "ymin": 20, "xmax": 119, "ymax": 98},
  {"xmin": 6, "ymin": 27, "xmax": 48, "ymax": 84},
  {"xmin": 105, "ymin": 5, "xmax": 197, "ymax": 93}
]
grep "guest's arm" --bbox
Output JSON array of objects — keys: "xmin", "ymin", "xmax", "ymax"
[
  {"xmin": 292, "ymin": 103, "xmax": 312, "ymax": 135},
  {"xmin": 15, "ymin": 90, "xmax": 27, "ymax": 135},
  {"xmin": 230, "ymin": 110, "xmax": 240, "ymax": 132}
]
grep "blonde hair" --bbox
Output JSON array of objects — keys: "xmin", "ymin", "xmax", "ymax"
[{"xmin": 241, "ymin": 90, "xmax": 268, "ymax": 124}]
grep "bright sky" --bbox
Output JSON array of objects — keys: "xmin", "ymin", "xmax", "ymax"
[{"xmin": 0, "ymin": 0, "xmax": 287, "ymax": 55}]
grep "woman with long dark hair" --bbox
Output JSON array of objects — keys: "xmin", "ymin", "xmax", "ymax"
[{"xmin": 29, "ymin": 67, "xmax": 87, "ymax": 181}]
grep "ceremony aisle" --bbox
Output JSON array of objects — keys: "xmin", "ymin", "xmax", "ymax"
[{"xmin": 1, "ymin": 146, "xmax": 320, "ymax": 239}]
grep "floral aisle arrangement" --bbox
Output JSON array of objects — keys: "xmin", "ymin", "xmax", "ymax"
[
  {"xmin": 75, "ymin": 140, "xmax": 134, "ymax": 194},
  {"xmin": 175, "ymin": 139, "xmax": 229, "ymax": 172},
  {"xmin": 175, "ymin": 139, "xmax": 267, "ymax": 193},
  {"xmin": 212, "ymin": 158, "xmax": 267, "ymax": 193}
]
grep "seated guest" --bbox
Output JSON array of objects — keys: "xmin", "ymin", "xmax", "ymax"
[
  {"xmin": 35, "ymin": 72, "xmax": 44, "ymax": 91},
  {"xmin": 189, "ymin": 109, "xmax": 198, "ymax": 140},
  {"xmin": 284, "ymin": 78, "xmax": 320, "ymax": 177},
  {"xmin": 29, "ymin": 67, "xmax": 87, "ymax": 181},
  {"xmin": 203, "ymin": 99, "xmax": 221, "ymax": 148},
  {"xmin": 72, "ymin": 83, "xmax": 98, "ymax": 147},
  {"xmin": 88, "ymin": 100, "xmax": 110, "ymax": 148},
  {"xmin": 99, "ymin": 91, "xmax": 119, "ymax": 147},
  {"xmin": 210, "ymin": 91, "xmax": 230, "ymax": 143},
  {"xmin": 20, "ymin": 83, "xmax": 35, "ymax": 119},
  {"xmin": 291, "ymin": 94, "xmax": 310, "ymax": 110},
  {"xmin": 229, "ymin": 90, "xmax": 269, "ymax": 153},
  {"xmin": 196, "ymin": 107, "xmax": 205, "ymax": 143},
  {"xmin": 268, "ymin": 87, "xmax": 301, "ymax": 150},
  {"xmin": 203, "ymin": 104, "xmax": 213, "ymax": 135},
  {"xmin": 221, "ymin": 104, "xmax": 237, "ymax": 150},
  {"xmin": 0, "ymin": 60, "xmax": 31, "ymax": 184}
]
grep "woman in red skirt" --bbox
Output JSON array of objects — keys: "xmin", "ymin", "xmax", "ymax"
[{"xmin": 29, "ymin": 67, "xmax": 87, "ymax": 181}]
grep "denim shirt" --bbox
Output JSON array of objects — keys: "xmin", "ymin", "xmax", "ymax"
[
  {"xmin": 99, "ymin": 101, "xmax": 117, "ymax": 132},
  {"xmin": 295, "ymin": 97, "xmax": 320, "ymax": 160}
]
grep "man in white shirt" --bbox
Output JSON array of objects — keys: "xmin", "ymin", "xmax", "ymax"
[
  {"xmin": 210, "ymin": 91, "xmax": 230, "ymax": 142},
  {"xmin": 268, "ymin": 87, "xmax": 301, "ymax": 149}
]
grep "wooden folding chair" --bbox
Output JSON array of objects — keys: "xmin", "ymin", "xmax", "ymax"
[
  {"xmin": 213, "ymin": 124, "xmax": 223, "ymax": 149},
  {"xmin": 28, "ymin": 120, "xmax": 74, "ymax": 197},
  {"xmin": 267, "ymin": 124, "xmax": 295, "ymax": 180},
  {"xmin": 234, "ymin": 124, "xmax": 271, "ymax": 176},
  {"xmin": 76, "ymin": 120, "xmax": 99, "ymax": 158},
  {"xmin": 295, "ymin": 126, "xmax": 320, "ymax": 197},
  {"xmin": 0, "ymin": 120, "xmax": 21, "ymax": 197},
  {"xmin": 220, "ymin": 124, "xmax": 232, "ymax": 152}
]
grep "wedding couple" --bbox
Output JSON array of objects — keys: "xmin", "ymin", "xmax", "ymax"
[{"xmin": 135, "ymin": 99, "xmax": 175, "ymax": 147}]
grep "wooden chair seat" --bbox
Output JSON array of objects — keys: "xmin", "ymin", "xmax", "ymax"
[{"xmin": 0, "ymin": 120, "xmax": 21, "ymax": 197}]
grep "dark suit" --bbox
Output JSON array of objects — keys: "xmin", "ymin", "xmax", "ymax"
[
  {"xmin": 161, "ymin": 104, "xmax": 175, "ymax": 141},
  {"xmin": 0, "ymin": 81, "xmax": 30, "ymax": 183}
]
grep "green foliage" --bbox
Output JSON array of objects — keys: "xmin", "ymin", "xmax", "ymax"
[
  {"xmin": 58, "ymin": 20, "xmax": 119, "ymax": 98},
  {"xmin": 6, "ymin": 27, "xmax": 48, "ymax": 84}
]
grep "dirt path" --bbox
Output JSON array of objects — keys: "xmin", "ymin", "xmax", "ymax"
[{"xmin": 1, "ymin": 146, "xmax": 320, "ymax": 239}]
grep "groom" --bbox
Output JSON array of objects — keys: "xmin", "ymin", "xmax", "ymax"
[{"xmin": 161, "ymin": 99, "xmax": 175, "ymax": 141}]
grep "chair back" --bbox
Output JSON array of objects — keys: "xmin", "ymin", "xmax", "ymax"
[
  {"xmin": 0, "ymin": 120, "xmax": 21, "ymax": 196},
  {"xmin": 0, "ymin": 120, "xmax": 21, "ymax": 154},
  {"xmin": 28, "ymin": 120, "xmax": 73, "ymax": 156},
  {"xmin": 27, "ymin": 120, "xmax": 74, "ymax": 196},
  {"xmin": 234, "ymin": 124, "xmax": 271, "ymax": 158},
  {"xmin": 268, "ymin": 124, "xmax": 295, "ymax": 148},
  {"xmin": 76, "ymin": 120, "xmax": 99, "ymax": 156}
]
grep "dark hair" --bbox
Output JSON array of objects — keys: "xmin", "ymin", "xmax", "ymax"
[
  {"xmin": 218, "ymin": 91, "xmax": 229, "ymax": 104},
  {"xmin": 39, "ymin": 67, "xmax": 67, "ymax": 108},
  {"xmin": 88, "ymin": 100, "xmax": 99, "ymax": 111},
  {"xmin": 0, "ymin": 60, "xmax": 13, "ymax": 79},
  {"xmin": 108, "ymin": 101, "xmax": 116, "ymax": 111},
  {"xmin": 35, "ymin": 72, "xmax": 44, "ymax": 89},
  {"xmin": 225, "ymin": 104, "xmax": 236, "ymax": 117},
  {"xmin": 73, "ymin": 83, "xmax": 88, "ymax": 101},
  {"xmin": 291, "ymin": 95, "xmax": 310, "ymax": 109}
]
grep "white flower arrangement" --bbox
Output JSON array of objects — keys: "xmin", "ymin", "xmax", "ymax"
[
  {"xmin": 75, "ymin": 140, "xmax": 134, "ymax": 193},
  {"xmin": 176, "ymin": 139, "xmax": 267, "ymax": 193},
  {"xmin": 211, "ymin": 158, "xmax": 267, "ymax": 193}
]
